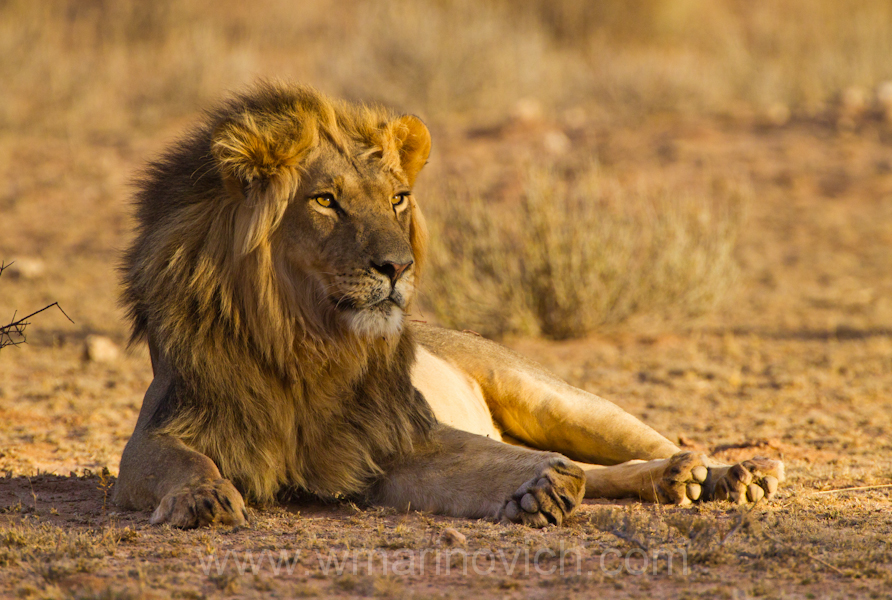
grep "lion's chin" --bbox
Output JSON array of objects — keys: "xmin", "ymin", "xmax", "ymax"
[{"xmin": 341, "ymin": 302, "xmax": 405, "ymax": 339}]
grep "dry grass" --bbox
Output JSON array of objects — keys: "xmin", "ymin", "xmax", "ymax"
[
  {"xmin": 522, "ymin": 0, "xmax": 892, "ymax": 117},
  {"xmin": 340, "ymin": 0, "xmax": 892, "ymax": 121},
  {"xmin": 3, "ymin": 0, "xmax": 892, "ymax": 136},
  {"xmin": 422, "ymin": 165, "xmax": 749, "ymax": 339},
  {"xmin": 2, "ymin": 467, "xmax": 891, "ymax": 598}
]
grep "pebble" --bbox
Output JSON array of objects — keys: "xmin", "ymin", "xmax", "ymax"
[
  {"xmin": 440, "ymin": 527, "xmax": 467, "ymax": 546},
  {"xmin": 83, "ymin": 335, "xmax": 120, "ymax": 363},
  {"xmin": 3, "ymin": 257, "xmax": 46, "ymax": 279}
]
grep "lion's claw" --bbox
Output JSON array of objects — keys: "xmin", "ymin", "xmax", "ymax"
[
  {"xmin": 500, "ymin": 457, "xmax": 585, "ymax": 528},
  {"xmin": 150, "ymin": 478, "xmax": 247, "ymax": 528}
]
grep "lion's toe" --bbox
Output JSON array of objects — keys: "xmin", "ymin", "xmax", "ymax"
[
  {"xmin": 150, "ymin": 479, "xmax": 248, "ymax": 529},
  {"xmin": 500, "ymin": 458, "xmax": 584, "ymax": 528}
]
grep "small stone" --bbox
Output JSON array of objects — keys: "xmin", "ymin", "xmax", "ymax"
[
  {"xmin": 841, "ymin": 86, "xmax": 868, "ymax": 117},
  {"xmin": 83, "ymin": 335, "xmax": 120, "ymax": 363},
  {"xmin": 4, "ymin": 257, "xmax": 46, "ymax": 280},
  {"xmin": 441, "ymin": 527, "xmax": 467, "ymax": 546},
  {"xmin": 511, "ymin": 98, "xmax": 542, "ymax": 124},
  {"xmin": 765, "ymin": 102, "xmax": 790, "ymax": 126},
  {"xmin": 543, "ymin": 130, "xmax": 571, "ymax": 155},
  {"xmin": 678, "ymin": 434, "xmax": 704, "ymax": 450}
]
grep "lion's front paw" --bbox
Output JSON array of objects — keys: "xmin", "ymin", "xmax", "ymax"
[
  {"xmin": 647, "ymin": 451, "xmax": 710, "ymax": 505},
  {"xmin": 150, "ymin": 479, "xmax": 248, "ymax": 528},
  {"xmin": 500, "ymin": 457, "xmax": 585, "ymax": 528},
  {"xmin": 705, "ymin": 457, "xmax": 785, "ymax": 504}
]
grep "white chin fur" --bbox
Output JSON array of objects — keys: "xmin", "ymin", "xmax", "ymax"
[{"xmin": 343, "ymin": 303, "xmax": 404, "ymax": 338}]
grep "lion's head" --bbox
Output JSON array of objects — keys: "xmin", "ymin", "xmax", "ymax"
[
  {"xmin": 212, "ymin": 84, "xmax": 431, "ymax": 341},
  {"xmin": 124, "ymin": 82, "xmax": 432, "ymax": 377}
]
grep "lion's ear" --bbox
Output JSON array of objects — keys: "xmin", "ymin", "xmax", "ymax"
[
  {"xmin": 211, "ymin": 113, "xmax": 315, "ymax": 256},
  {"xmin": 211, "ymin": 112, "xmax": 315, "ymax": 188},
  {"xmin": 394, "ymin": 115, "xmax": 431, "ymax": 186}
]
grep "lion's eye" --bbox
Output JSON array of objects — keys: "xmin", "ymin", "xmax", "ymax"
[
  {"xmin": 313, "ymin": 194, "xmax": 336, "ymax": 208},
  {"xmin": 391, "ymin": 192, "xmax": 409, "ymax": 207}
]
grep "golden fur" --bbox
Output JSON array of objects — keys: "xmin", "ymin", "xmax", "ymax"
[{"xmin": 114, "ymin": 82, "xmax": 783, "ymax": 529}]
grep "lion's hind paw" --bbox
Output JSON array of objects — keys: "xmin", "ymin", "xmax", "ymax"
[{"xmin": 707, "ymin": 457, "xmax": 785, "ymax": 504}]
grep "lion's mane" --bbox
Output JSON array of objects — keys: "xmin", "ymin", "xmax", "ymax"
[{"xmin": 121, "ymin": 82, "xmax": 435, "ymax": 503}]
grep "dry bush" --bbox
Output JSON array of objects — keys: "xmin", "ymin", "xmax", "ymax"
[
  {"xmin": 420, "ymin": 185, "xmax": 539, "ymax": 338},
  {"xmin": 421, "ymin": 166, "xmax": 749, "ymax": 339}
]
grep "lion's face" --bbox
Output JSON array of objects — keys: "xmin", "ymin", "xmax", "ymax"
[
  {"xmin": 277, "ymin": 142, "xmax": 420, "ymax": 338},
  {"xmin": 202, "ymin": 88, "xmax": 432, "ymax": 345}
]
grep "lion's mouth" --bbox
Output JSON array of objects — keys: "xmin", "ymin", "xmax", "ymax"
[
  {"xmin": 332, "ymin": 293, "xmax": 406, "ymax": 338},
  {"xmin": 331, "ymin": 294, "xmax": 401, "ymax": 312},
  {"xmin": 331, "ymin": 295, "xmax": 359, "ymax": 311}
]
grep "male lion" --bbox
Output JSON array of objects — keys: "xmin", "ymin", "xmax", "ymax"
[{"xmin": 114, "ymin": 82, "xmax": 784, "ymax": 528}]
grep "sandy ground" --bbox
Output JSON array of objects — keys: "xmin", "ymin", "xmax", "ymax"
[{"xmin": 2, "ymin": 111, "xmax": 892, "ymax": 598}]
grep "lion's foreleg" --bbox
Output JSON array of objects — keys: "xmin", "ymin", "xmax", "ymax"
[
  {"xmin": 113, "ymin": 357, "xmax": 248, "ymax": 528},
  {"xmin": 115, "ymin": 426, "xmax": 247, "ymax": 527},
  {"xmin": 368, "ymin": 425, "xmax": 585, "ymax": 527}
]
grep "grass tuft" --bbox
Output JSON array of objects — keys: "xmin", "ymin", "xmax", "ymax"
[{"xmin": 422, "ymin": 164, "xmax": 749, "ymax": 339}]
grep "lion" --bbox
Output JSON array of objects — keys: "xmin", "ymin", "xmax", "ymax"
[{"xmin": 113, "ymin": 82, "xmax": 784, "ymax": 529}]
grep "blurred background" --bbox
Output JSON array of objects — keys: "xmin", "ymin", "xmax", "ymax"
[
  {"xmin": 1, "ymin": 0, "xmax": 891, "ymax": 344},
  {"xmin": 4, "ymin": 0, "xmax": 892, "ymax": 133}
]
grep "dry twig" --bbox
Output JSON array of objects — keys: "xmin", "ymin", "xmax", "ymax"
[
  {"xmin": 0, "ymin": 261, "xmax": 74, "ymax": 350},
  {"xmin": 811, "ymin": 484, "xmax": 892, "ymax": 495}
]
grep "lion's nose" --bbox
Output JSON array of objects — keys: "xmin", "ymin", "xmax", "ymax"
[{"xmin": 371, "ymin": 260, "xmax": 413, "ymax": 284}]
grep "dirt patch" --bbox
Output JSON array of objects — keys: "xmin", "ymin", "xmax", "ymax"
[
  {"xmin": 2, "ymin": 322, "xmax": 892, "ymax": 598},
  {"xmin": 2, "ymin": 469, "xmax": 891, "ymax": 599}
]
